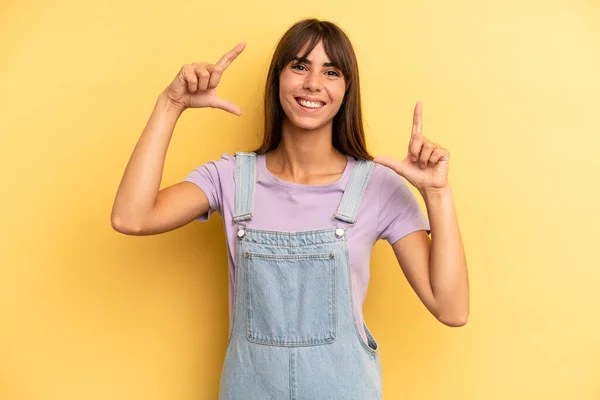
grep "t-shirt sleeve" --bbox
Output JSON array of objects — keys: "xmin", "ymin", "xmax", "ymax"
[
  {"xmin": 376, "ymin": 166, "xmax": 431, "ymax": 244},
  {"xmin": 181, "ymin": 153, "xmax": 235, "ymax": 222}
]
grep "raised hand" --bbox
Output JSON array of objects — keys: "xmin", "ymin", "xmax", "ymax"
[
  {"xmin": 162, "ymin": 41, "xmax": 246, "ymax": 115},
  {"xmin": 373, "ymin": 102, "xmax": 450, "ymax": 192}
]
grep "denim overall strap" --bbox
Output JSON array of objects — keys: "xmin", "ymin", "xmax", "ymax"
[
  {"xmin": 233, "ymin": 152, "xmax": 256, "ymax": 224},
  {"xmin": 334, "ymin": 159, "xmax": 375, "ymax": 224}
]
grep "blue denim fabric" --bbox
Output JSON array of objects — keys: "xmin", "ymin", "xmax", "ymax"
[{"xmin": 219, "ymin": 152, "xmax": 382, "ymax": 400}]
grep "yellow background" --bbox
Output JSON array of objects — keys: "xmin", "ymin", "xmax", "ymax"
[{"xmin": 1, "ymin": 0, "xmax": 599, "ymax": 399}]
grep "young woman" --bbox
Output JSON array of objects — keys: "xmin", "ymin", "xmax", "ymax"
[{"xmin": 111, "ymin": 18, "xmax": 469, "ymax": 400}]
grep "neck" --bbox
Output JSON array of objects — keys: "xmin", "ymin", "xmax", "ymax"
[{"xmin": 268, "ymin": 117, "xmax": 346, "ymax": 180}]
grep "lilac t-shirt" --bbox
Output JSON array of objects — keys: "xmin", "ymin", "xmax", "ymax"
[{"xmin": 183, "ymin": 152, "xmax": 430, "ymax": 345}]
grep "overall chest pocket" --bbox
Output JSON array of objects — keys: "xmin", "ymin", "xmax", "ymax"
[{"xmin": 244, "ymin": 251, "xmax": 337, "ymax": 347}]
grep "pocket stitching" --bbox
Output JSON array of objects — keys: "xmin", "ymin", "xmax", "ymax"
[{"xmin": 245, "ymin": 252, "xmax": 337, "ymax": 346}]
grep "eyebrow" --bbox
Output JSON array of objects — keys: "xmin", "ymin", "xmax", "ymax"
[{"xmin": 292, "ymin": 57, "xmax": 338, "ymax": 68}]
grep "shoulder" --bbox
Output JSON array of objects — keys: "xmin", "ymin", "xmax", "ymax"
[
  {"xmin": 366, "ymin": 161, "xmax": 419, "ymax": 210},
  {"xmin": 196, "ymin": 152, "xmax": 237, "ymax": 174},
  {"xmin": 184, "ymin": 152, "xmax": 238, "ymax": 187},
  {"xmin": 215, "ymin": 152, "xmax": 237, "ymax": 167},
  {"xmin": 369, "ymin": 161, "xmax": 402, "ymax": 184},
  {"xmin": 368, "ymin": 161, "xmax": 410, "ymax": 193}
]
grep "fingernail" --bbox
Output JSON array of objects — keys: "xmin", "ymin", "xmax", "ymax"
[{"xmin": 412, "ymin": 157, "xmax": 417, "ymax": 162}]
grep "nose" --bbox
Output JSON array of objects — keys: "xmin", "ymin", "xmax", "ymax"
[{"xmin": 302, "ymin": 70, "xmax": 322, "ymax": 92}]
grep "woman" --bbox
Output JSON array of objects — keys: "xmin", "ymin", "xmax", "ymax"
[{"xmin": 111, "ymin": 18, "xmax": 469, "ymax": 399}]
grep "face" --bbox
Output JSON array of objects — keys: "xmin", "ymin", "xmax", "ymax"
[{"xmin": 279, "ymin": 40, "xmax": 346, "ymax": 131}]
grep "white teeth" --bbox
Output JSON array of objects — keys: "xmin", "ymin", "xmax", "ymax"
[{"xmin": 297, "ymin": 98, "xmax": 324, "ymax": 109}]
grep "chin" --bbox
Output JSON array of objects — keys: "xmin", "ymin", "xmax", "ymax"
[{"xmin": 284, "ymin": 115, "xmax": 329, "ymax": 131}]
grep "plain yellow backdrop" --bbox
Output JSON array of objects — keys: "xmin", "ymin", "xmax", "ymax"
[{"xmin": 1, "ymin": 0, "xmax": 599, "ymax": 399}]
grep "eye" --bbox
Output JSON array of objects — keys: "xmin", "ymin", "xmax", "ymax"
[
  {"xmin": 291, "ymin": 64, "xmax": 307, "ymax": 71},
  {"xmin": 326, "ymin": 70, "xmax": 341, "ymax": 77}
]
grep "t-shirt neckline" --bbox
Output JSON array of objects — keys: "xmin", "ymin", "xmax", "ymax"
[{"xmin": 257, "ymin": 153, "xmax": 354, "ymax": 192}]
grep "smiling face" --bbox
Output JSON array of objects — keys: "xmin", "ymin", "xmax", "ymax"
[{"xmin": 278, "ymin": 40, "xmax": 346, "ymax": 132}]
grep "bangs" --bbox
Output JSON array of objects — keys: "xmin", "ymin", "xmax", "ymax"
[{"xmin": 277, "ymin": 28, "xmax": 353, "ymax": 83}]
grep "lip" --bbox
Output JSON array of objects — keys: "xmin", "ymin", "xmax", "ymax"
[
  {"xmin": 295, "ymin": 96, "xmax": 326, "ymax": 104},
  {"xmin": 295, "ymin": 97, "xmax": 326, "ymax": 113},
  {"xmin": 294, "ymin": 97, "xmax": 325, "ymax": 113}
]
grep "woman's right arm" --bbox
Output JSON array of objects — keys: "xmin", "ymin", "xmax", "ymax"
[
  {"xmin": 110, "ymin": 93, "xmax": 210, "ymax": 235},
  {"xmin": 110, "ymin": 41, "xmax": 246, "ymax": 236}
]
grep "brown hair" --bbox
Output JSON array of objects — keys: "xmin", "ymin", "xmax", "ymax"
[{"xmin": 253, "ymin": 18, "xmax": 373, "ymax": 160}]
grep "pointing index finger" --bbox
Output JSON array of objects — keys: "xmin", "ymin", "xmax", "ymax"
[
  {"xmin": 216, "ymin": 41, "xmax": 246, "ymax": 70},
  {"xmin": 412, "ymin": 101, "xmax": 422, "ymax": 136}
]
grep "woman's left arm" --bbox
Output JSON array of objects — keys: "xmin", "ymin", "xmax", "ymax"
[{"xmin": 374, "ymin": 102, "xmax": 469, "ymax": 327}]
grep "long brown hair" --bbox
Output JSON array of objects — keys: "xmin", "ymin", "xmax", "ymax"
[{"xmin": 253, "ymin": 19, "xmax": 373, "ymax": 161}]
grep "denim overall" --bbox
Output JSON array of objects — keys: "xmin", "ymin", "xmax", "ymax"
[{"xmin": 218, "ymin": 152, "xmax": 382, "ymax": 400}]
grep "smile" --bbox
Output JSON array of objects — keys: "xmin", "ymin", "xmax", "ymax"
[{"xmin": 296, "ymin": 97, "xmax": 325, "ymax": 110}]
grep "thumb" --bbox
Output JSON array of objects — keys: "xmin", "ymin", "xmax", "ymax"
[
  {"xmin": 211, "ymin": 97, "xmax": 242, "ymax": 116},
  {"xmin": 373, "ymin": 155, "xmax": 406, "ymax": 176}
]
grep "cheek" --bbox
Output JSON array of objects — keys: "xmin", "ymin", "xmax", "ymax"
[
  {"xmin": 329, "ymin": 85, "xmax": 346, "ymax": 108},
  {"xmin": 330, "ymin": 80, "xmax": 346, "ymax": 99},
  {"xmin": 279, "ymin": 72, "xmax": 299, "ymax": 92},
  {"xmin": 278, "ymin": 81, "xmax": 292, "ymax": 108}
]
